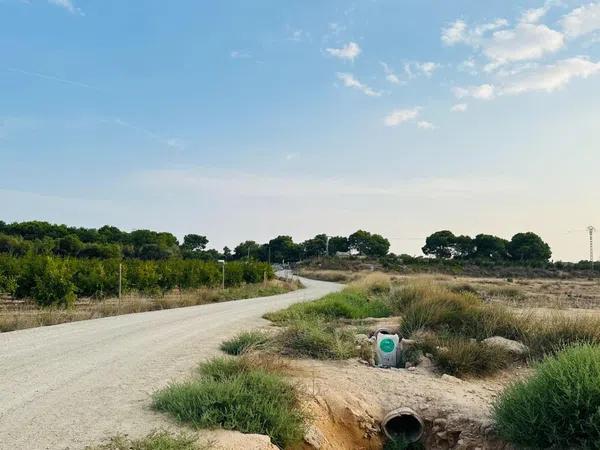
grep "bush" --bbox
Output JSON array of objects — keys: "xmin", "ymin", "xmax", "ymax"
[
  {"xmin": 521, "ymin": 314, "xmax": 600, "ymax": 358},
  {"xmin": 265, "ymin": 290, "xmax": 390, "ymax": 323},
  {"xmin": 220, "ymin": 331, "xmax": 270, "ymax": 355},
  {"xmin": 431, "ymin": 337, "xmax": 513, "ymax": 377},
  {"xmin": 152, "ymin": 357, "xmax": 305, "ymax": 448},
  {"xmin": 89, "ymin": 431, "xmax": 203, "ymax": 450},
  {"xmin": 273, "ymin": 318, "xmax": 356, "ymax": 360},
  {"xmin": 493, "ymin": 345, "xmax": 600, "ymax": 449},
  {"xmin": 0, "ymin": 255, "xmax": 272, "ymax": 305}
]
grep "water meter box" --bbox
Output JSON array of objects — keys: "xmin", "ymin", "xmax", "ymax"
[{"xmin": 376, "ymin": 333, "xmax": 399, "ymax": 367}]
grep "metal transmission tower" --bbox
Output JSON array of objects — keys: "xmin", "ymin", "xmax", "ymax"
[{"xmin": 588, "ymin": 226, "xmax": 596, "ymax": 270}]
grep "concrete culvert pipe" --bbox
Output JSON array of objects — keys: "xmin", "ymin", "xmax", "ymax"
[{"xmin": 381, "ymin": 407, "xmax": 424, "ymax": 443}]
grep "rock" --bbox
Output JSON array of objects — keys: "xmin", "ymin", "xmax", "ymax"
[
  {"xmin": 209, "ymin": 430, "xmax": 279, "ymax": 450},
  {"xmin": 354, "ymin": 334, "xmax": 369, "ymax": 344},
  {"xmin": 434, "ymin": 418, "xmax": 447, "ymax": 428},
  {"xmin": 417, "ymin": 356, "xmax": 434, "ymax": 370},
  {"xmin": 482, "ymin": 336, "xmax": 528, "ymax": 355},
  {"xmin": 407, "ymin": 366, "xmax": 416, "ymax": 372},
  {"xmin": 400, "ymin": 338, "xmax": 416, "ymax": 350},
  {"xmin": 304, "ymin": 425, "xmax": 325, "ymax": 449},
  {"xmin": 405, "ymin": 361, "xmax": 414, "ymax": 369},
  {"xmin": 441, "ymin": 374, "xmax": 463, "ymax": 383}
]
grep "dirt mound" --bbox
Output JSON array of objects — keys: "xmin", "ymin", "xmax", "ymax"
[{"xmin": 294, "ymin": 360, "xmax": 519, "ymax": 449}]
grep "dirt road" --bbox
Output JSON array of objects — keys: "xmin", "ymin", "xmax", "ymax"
[{"xmin": 0, "ymin": 275, "xmax": 341, "ymax": 450}]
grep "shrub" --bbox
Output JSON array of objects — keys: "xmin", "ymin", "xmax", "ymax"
[
  {"xmin": 493, "ymin": 345, "xmax": 600, "ymax": 449},
  {"xmin": 88, "ymin": 431, "xmax": 204, "ymax": 450},
  {"xmin": 274, "ymin": 318, "xmax": 356, "ymax": 360},
  {"xmin": 432, "ymin": 337, "xmax": 513, "ymax": 377},
  {"xmin": 220, "ymin": 331, "xmax": 270, "ymax": 355},
  {"xmin": 265, "ymin": 290, "xmax": 390, "ymax": 324},
  {"xmin": 521, "ymin": 314, "xmax": 600, "ymax": 358},
  {"xmin": 153, "ymin": 357, "xmax": 305, "ymax": 448}
]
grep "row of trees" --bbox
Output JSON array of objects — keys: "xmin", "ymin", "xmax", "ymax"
[
  {"xmin": 0, "ymin": 255, "xmax": 273, "ymax": 306},
  {"xmin": 232, "ymin": 230, "xmax": 390, "ymax": 263},
  {"xmin": 0, "ymin": 220, "xmax": 391, "ymax": 262},
  {"xmin": 422, "ymin": 230, "xmax": 552, "ymax": 262}
]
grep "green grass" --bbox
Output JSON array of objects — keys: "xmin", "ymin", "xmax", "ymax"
[
  {"xmin": 87, "ymin": 431, "xmax": 206, "ymax": 450},
  {"xmin": 429, "ymin": 337, "xmax": 514, "ymax": 377},
  {"xmin": 220, "ymin": 331, "xmax": 270, "ymax": 355},
  {"xmin": 493, "ymin": 344, "xmax": 600, "ymax": 449},
  {"xmin": 152, "ymin": 357, "xmax": 305, "ymax": 449},
  {"xmin": 273, "ymin": 318, "xmax": 357, "ymax": 360},
  {"xmin": 264, "ymin": 290, "xmax": 391, "ymax": 324}
]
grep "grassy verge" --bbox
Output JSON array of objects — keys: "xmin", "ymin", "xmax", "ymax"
[
  {"xmin": 87, "ymin": 431, "xmax": 209, "ymax": 450},
  {"xmin": 0, "ymin": 279, "xmax": 299, "ymax": 333},
  {"xmin": 493, "ymin": 344, "xmax": 600, "ymax": 449},
  {"xmin": 152, "ymin": 356, "xmax": 306, "ymax": 449}
]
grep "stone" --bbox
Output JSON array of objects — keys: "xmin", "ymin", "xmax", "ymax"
[
  {"xmin": 304, "ymin": 425, "xmax": 325, "ymax": 449},
  {"xmin": 354, "ymin": 333, "xmax": 369, "ymax": 344},
  {"xmin": 441, "ymin": 374, "xmax": 463, "ymax": 383},
  {"xmin": 482, "ymin": 336, "xmax": 528, "ymax": 355},
  {"xmin": 407, "ymin": 366, "xmax": 416, "ymax": 372}
]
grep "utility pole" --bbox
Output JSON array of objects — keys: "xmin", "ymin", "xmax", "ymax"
[
  {"xmin": 118, "ymin": 263, "xmax": 122, "ymax": 310},
  {"xmin": 218, "ymin": 260, "xmax": 225, "ymax": 290},
  {"xmin": 588, "ymin": 226, "xmax": 596, "ymax": 271},
  {"xmin": 326, "ymin": 236, "xmax": 330, "ymax": 257}
]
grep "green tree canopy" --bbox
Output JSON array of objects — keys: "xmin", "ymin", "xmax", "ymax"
[
  {"xmin": 422, "ymin": 230, "xmax": 456, "ymax": 258},
  {"xmin": 348, "ymin": 230, "xmax": 390, "ymax": 257},
  {"xmin": 233, "ymin": 240, "xmax": 262, "ymax": 260},
  {"xmin": 181, "ymin": 234, "xmax": 208, "ymax": 252},
  {"xmin": 507, "ymin": 232, "xmax": 552, "ymax": 262}
]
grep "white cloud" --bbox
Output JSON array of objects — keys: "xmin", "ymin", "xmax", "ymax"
[
  {"xmin": 441, "ymin": 20, "xmax": 469, "ymax": 45},
  {"xmin": 230, "ymin": 50, "xmax": 252, "ymax": 59},
  {"xmin": 450, "ymin": 103, "xmax": 468, "ymax": 112},
  {"xmin": 561, "ymin": 3, "xmax": 600, "ymax": 38},
  {"xmin": 484, "ymin": 23, "xmax": 564, "ymax": 65},
  {"xmin": 384, "ymin": 108, "xmax": 420, "ymax": 127},
  {"xmin": 521, "ymin": 7, "xmax": 549, "ymax": 24},
  {"xmin": 442, "ymin": 18, "xmax": 508, "ymax": 46},
  {"xmin": 326, "ymin": 42, "xmax": 361, "ymax": 61},
  {"xmin": 501, "ymin": 57, "xmax": 600, "ymax": 95},
  {"xmin": 336, "ymin": 72, "xmax": 381, "ymax": 97},
  {"xmin": 48, "ymin": 0, "xmax": 82, "ymax": 15},
  {"xmin": 380, "ymin": 62, "xmax": 402, "ymax": 84},
  {"xmin": 453, "ymin": 84, "xmax": 496, "ymax": 100},
  {"xmin": 417, "ymin": 121, "xmax": 436, "ymax": 130},
  {"xmin": 453, "ymin": 58, "xmax": 600, "ymax": 100},
  {"xmin": 414, "ymin": 61, "xmax": 440, "ymax": 77}
]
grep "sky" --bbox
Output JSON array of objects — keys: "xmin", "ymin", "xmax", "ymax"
[{"xmin": 1, "ymin": 0, "xmax": 599, "ymax": 261}]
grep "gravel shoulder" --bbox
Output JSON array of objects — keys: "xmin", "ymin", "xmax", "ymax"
[{"xmin": 0, "ymin": 276, "xmax": 341, "ymax": 450}]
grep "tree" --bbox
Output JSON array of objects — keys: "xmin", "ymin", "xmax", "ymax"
[
  {"xmin": 267, "ymin": 236, "xmax": 302, "ymax": 263},
  {"xmin": 181, "ymin": 234, "xmax": 208, "ymax": 252},
  {"xmin": 472, "ymin": 234, "xmax": 508, "ymax": 260},
  {"xmin": 454, "ymin": 235, "xmax": 476, "ymax": 259},
  {"xmin": 55, "ymin": 235, "xmax": 84, "ymax": 256},
  {"xmin": 328, "ymin": 236, "xmax": 349, "ymax": 255},
  {"xmin": 507, "ymin": 232, "xmax": 551, "ymax": 262},
  {"xmin": 302, "ymin": 234, "xmax": 328, "ymax": 258},
  {"xmin": 233, "ymin": 241, "xmax": 262, "ymax": 260},
  {"xmin": 223, "ymin": 246, "xmax": 232, "ymax": 260},
  {"xmin": 348, "ymin": 230, "xmax": 390, "ymax": 257},
  {"xmin": 422, "ymin": 230, "xmax": 456, "ymax": 258}
]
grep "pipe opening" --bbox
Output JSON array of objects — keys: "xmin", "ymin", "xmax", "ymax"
[{"xmin": 382, "ymin": 408, "xmax": 424, "ymax": 443}]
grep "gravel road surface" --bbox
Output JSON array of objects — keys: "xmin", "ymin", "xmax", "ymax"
[{"xmin": 0, "ymin": 275, "xmax": 341, "ymax": 450}]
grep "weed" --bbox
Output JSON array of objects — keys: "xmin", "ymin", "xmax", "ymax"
[
  {"xmin": 265, "ymin": 290, "xmax": 390, "ymax": 324},
  {"xmin": 432, "ymin": 337, "xmax": 513, "ymax": 376},
  {"xmin": 87, "ymin": 430, "xmax": 206, "ymax": 450},
  {"xmin": 220, "ymin": 331, "xmax": 270, "ymax": 355},
  {"xmin": 493, "ymin": 345, "xmax": 600, "ymax": 449},
  {"xmin": 153, "ymin": 357, "xmax": 305, "ymax": 449},
  {"xmin": 273, "ymin": 318, "xmax": 356, "ymax": 360}
]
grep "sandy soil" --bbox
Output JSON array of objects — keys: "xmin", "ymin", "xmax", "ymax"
[
  {"xmin": 0, "ymin": 276, "xmax": 341, "ymax": 450},
  {"xmin": 294, "ymin": 359, "xmax": 523, "ymax": 450}
]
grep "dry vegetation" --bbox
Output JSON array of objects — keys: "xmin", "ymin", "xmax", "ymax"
[{"xmin": 0, "ymin": 279, "xmax": 299, "ymax": 333}]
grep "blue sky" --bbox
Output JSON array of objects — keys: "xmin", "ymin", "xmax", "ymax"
[{"xmin": 1, "ymin": 0, "xmax": 599, "ymax": 261}]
